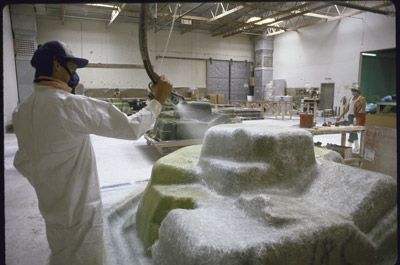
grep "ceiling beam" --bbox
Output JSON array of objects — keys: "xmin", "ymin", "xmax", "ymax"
[
  {"xmin": 208, "ymin": 10, "xmax": 252, "ymax": 34},
  {"xmin": 158, "ymin": 3, "xmax": 169, "ymax": 13},
  {"xmin": 286, "ymin": 2, "xmax": 393, "ymax": 34},
  {"xmin": 241, "ymin": 2, "xmax": 283, "ymax": 13},
  {"xmin": 178, "ymin": 15, "xmax": 287, "ymax": 36},
  {"xmin": 222, "ymin": 2, "xmax": 334, "ymax": 38},
  {"xmin": 163, "ymin": 3, "xmax": 205, "ymax": 27},
  {"xmin": 212, "ymin": 2, "xmax": 311, "ymax": 37},
  {"xmin": 207, "ymin": 4, "xmax": 244, "ymax": 22},
  {"xmin": 333, "ymin": 1, "xmax": 392, "ymax": 15}
]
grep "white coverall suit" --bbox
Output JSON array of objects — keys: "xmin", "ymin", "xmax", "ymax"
[{"xmin": 13, "ymin": 83, "xmax": 161, "ymax": 265}]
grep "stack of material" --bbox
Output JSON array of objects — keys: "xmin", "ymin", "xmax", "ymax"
[
  {"xmin": 215, "ymin": 106, "xmax": 263, "ymax": 120},
  {"xmin": 208, "ymin": 93, "xmax": 225, "ymax": 104},
  {"xmin": 108, "ymin": 98, "xmax": 133, "ymax": 115},
  {"xmin": 233, "ymin": 108, "xmax": 263, "ymax": 120}
]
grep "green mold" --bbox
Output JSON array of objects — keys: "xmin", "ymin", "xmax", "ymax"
[
  {"xmin": 136, "ymin": 144, "xmax": 343, "ymax": 256},
  {"xmin": 136, "ymin": 124, "xmax": 396, "ymax": 264},
  {"xmin": 136, "ymin": 145, "xmax": 204, "ymax": 254},
  {"xmin": 149, "ymin": 145, "xmax": 202, "ymax": 185}
]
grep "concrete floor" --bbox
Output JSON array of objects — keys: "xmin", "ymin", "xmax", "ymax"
[{"xmin": 4, "ymin": 116, "xmax": 345, "ymax": 265}]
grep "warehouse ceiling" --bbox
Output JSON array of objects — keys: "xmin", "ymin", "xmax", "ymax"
[{"xmin": 33, "ymin": 1, "xmax": 395, "ymax": 38}]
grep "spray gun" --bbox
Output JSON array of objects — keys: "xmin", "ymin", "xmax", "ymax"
[
  {"xmin": 146, "ymin": 74, "xmax": 186, "ymax": 105},
  {"xmin": 139, "ymin": 4, "xmax": 186, "ymax": 105}
]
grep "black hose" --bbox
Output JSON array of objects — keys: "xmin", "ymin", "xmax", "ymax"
[{"xmin": 139, "ymin": 4, "xmax": 185, "ymax": 105}]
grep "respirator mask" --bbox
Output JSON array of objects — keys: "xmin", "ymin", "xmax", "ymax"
[{"xmin": 59, "ymin": 59, "xmax": 80, "ymax": 93}]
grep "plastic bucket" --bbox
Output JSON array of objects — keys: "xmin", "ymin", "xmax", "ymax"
[
  {"xmin": 300, "ymin": 113, "xmax": 314, "ymax": 128},
  {"xmin": 355, "ymin": 113, "xmax": 366, "ymax": 126}
]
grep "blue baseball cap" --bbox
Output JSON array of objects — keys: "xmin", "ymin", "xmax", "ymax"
[{"xmin": 31, "ymin": 40, "xmax": 89, "ymax": 69}]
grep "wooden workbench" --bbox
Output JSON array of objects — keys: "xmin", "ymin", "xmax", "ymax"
[
  {"xmin": 228, "ymin": 100, "xmax": 293, "ymax": 120},
  {"xmin": 305, "ymin": 125, "xmax": 366, "ymax": 166},
  {"xmin": 144, "ymin": 134, "xmax": 203, "ymax": 155}
]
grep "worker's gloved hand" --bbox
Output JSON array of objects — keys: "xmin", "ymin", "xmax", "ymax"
[{"xmin": 153, "ymin": 76, "xmax": 172, "ymax": 104}]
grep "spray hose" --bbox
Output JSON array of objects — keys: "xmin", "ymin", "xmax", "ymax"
[{"xmin": 139, "ymin": 3, "xmax": 185, "ymax": 105}]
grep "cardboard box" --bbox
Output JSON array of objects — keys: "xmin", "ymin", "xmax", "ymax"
[
  {"xmin": 362, "ymin": 126, "xmax": 396, "ymax": 178},
  {"xmin": 198, "ymin": 87, "xmax": 207, "ymax": 98},
  {"xmin": 209, "ymin": 94, "xmax": 218, "ymax": 104},
  {"xmin": 191, "ymin": 90, "xmax": 199, "ymax": 101},
  {"xmin": 217, "ymin": 94, "xmax": 224, "ymax": 104}
]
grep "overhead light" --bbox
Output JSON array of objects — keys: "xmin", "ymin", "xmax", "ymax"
[
  {"xmin": 362, "ymin": 53, "xmax": 377, "ymax": 57},
  {"xmin": 246, "ymin": 16, "xmax": 261, "ymax": 23},
  {"xmin": 173, "ymin": 15, "xmax": 208, "ymax": 21},
  {"xmin": 304, "ymin": 12, "xmax": 334, "ymax": 19},
  {"xmin": 255, "ymin": 18, "xmax": 275, "ymax": 25},
  {"xmin": 85, "ymin": 3, "xmax": 117, "ymax": 9},
  {"xmin": 266, "ymin": 29, "xmax": 285, "ymax": 36},
  {"xmin": 269, "ymin": 21, "xmax": 282, "ymax": 27},
  {"xmin": 291, "ymin": 10, "xmax": 302, "ymax": 14},
  {"xmin": 110, "ymin": 9, "xmax": 119, "ymax": 22},
  {"xmin": 108, "ymin": 3, "xmax": 125, "ymax": 26}
]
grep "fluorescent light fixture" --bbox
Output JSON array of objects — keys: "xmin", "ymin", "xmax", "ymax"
[
  {"xmin": 266, "ymin": 29, "xmax": 285, "ymax": 36},
  {"xmin": 362, "ymin": 53, "xmax": 377, "ymax": 57},
  {"xmin": 255, "ymin": 18, "xmax": 275, "ymax": 25},
  {"xmin": 246, "ymin": 16, "xmax": 261, "ymax": 23},
  {"xmin": 110, "ymin": 9, "xmax": 119, "ymax": 22},
  {"xmin": 108, "ymin": 3, "xmax": 125, "ymax": 26},
  {"xmin": 270, "ymin": 21, "xmax": 283, "ymax": 26},
  {"xmin": 291, "ymin": 10, "xmax": 302, "ymax": 14},
  {"xmin": 174, "ymin": 15, "xmax": 208, "ymax": 21},
  {"xmin": 85, "ymin": 3, "xmax": 117, "ymax": 9},
  {"xmin": 304, "ymin": 12, "xmax": 334, "ymax": 19}
]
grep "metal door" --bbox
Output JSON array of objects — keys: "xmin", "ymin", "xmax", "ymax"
[
  {"xmin": 207, "ymin": 60, "xmax": 250, "ymax": 103},
  {"xmin": 319, "ymin": 83, "xmax": 335, "ymax": 110}
]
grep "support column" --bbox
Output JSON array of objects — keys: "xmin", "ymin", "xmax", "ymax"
[{"xmin": 10, "ymin": 5, "xmax": 37, "ymax": 103}]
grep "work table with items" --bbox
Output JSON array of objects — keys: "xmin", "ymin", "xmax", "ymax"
[{"xmin": 305, "ymin": 125, "xmax": 366, "ymax": 167}]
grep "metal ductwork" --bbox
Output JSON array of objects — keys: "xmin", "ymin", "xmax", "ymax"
[
  {"xmin": 253, "ymin": 36, "xmax": 286, "ymax": 100},
  {"xmin": 10, "ymin": 4, "xmax": 38, "ymax": 102},
  {"xmin": 254, "ymin": 36, "xmax": 273, "ymax": 100}
]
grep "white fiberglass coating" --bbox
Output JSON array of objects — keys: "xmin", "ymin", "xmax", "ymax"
[{"xmin": 144, "ymin": 124, "xmax": 397, "ymax": 265}]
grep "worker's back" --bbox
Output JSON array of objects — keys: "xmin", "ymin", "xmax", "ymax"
[
  {"xmin": 12, "ymin": 84, "xmax": 104, "ymax": 265},
  {"xmin": 12, "ymin": 77, "xmax": 162, "ymax": 264}
]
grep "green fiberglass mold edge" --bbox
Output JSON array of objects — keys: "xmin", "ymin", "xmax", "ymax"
[
  {"xmin": 135, "ymin": 145, "xmax": 205, "ymax": 254},
  {"xmin": 136, "ymin": 124, "xmax": 397, "ymax": 264}
]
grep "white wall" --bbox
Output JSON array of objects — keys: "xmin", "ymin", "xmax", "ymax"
[
  {"xmin": 3, "ymin": 6, "xmax": 19, "ymax": 130},
  {"xmin": 36, "ymin": 17, "xmax": 253, "ymax": 89},
  {"xmin": 273, "ymin": 12, "xmax": 396, "ymax": 107}
]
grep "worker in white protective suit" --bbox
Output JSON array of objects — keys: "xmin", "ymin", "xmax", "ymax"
[{"xmin": 12, "ymin": 40, "xmax": 172, "ymax": 265}]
